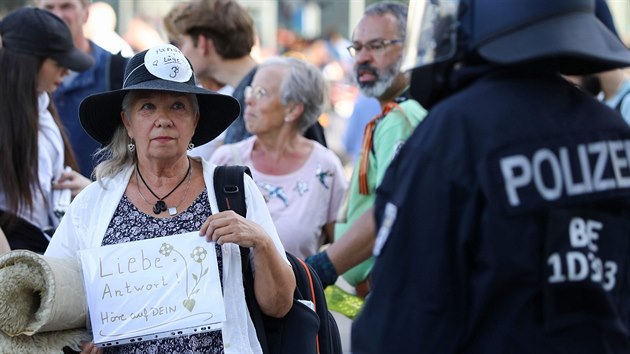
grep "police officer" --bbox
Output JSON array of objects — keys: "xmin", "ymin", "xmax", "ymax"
[{"xmin": 352, "ymin": 0, "xmax": 630, "ymax": 353}]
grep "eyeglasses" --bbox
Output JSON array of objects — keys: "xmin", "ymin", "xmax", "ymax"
[
  {"xmin": 347, "ymin": 39, "xmax": 403, "ymax": 57},
  {"xmin": 244, "ymin": 86, "xmax": 268, "ymax": 101}
]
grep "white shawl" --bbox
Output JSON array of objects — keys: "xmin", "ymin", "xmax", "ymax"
[{"xmin": 46, "ymin": 158, "xmax": 287, "ymax": 353}]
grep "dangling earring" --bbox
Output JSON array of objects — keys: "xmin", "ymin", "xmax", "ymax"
[
  {"xmin": 188, "ymin": 142, "xmax": 195, "ymax": 150},
  {"xmin": 128, "ymin": 139, "xmax": 136, "ymax": 152},
  {"xmin": 284, "ymin": 117, "xmax": 291, "ymax": 123}
]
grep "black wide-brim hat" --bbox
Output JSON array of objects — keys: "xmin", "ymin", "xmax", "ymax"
[{"xmin": 80, "ymin": 44, "xmax": 240, "ymax": 146}]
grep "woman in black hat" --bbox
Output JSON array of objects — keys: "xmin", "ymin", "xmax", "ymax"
[
  {"xmin": 45, "ymin": 44, "xmax": 294, "ymax": 354},
  {"xmin": 0, "ymin": 7, "xmax": 94, "ymax": 254}
]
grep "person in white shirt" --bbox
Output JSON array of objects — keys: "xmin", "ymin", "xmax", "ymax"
[
  {"xmin": 47, "ymin": 44, "xmax": 294, "ymax": 354},
  {"xmin": 0, "ymin": 7, "xmax": 93, "ymax": 253}
]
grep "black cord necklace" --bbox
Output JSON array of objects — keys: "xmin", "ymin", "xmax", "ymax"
[{"xmin": 136, "ymin": 158, "xmax": 192, "ymax": 214}]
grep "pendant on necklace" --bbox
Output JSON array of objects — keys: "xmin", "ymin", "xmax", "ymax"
[
  {"xmin": 168, "ymin": 207, "xmax": 177, "ymax": 216},
  {"xmin": 153, "ymin": 200, "xmax": 167, "ymax": 214}
]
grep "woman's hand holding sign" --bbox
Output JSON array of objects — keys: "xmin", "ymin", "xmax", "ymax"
[{"xmin": 200, "ymin": 210, "xmax": 269, "ymax": 248}]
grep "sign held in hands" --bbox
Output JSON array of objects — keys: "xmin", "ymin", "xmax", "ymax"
[{"xmin": 79, "ymin": 232, "xmax": 225, "ymax": 347}]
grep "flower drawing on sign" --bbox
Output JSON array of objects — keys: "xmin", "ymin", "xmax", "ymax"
[
  {"xmin": 159, "ymin": 243, "xmax": 210, "ymax": 312},
  {"xmin": 159, "ymin": 242, "xmax": 174, "ymax": 256},
  {"xmin": 191, "ymin": 246, "xmax": 208, "ymax": 263}
]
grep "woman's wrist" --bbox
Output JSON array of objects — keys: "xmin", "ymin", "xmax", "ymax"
[{"xmin": 251, "ymin": 232, "xmax": 272, "ymax": 254}]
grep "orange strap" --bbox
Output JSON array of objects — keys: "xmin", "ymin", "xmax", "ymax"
[
  {"xmin": 297, "ymin": 257, "xmax": 319, "ymax": 353},
  {"xmin": 358, "ymin": 102, "xmax": 404, "ymax": 195}
]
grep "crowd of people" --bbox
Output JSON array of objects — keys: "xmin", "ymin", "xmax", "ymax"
[{"xmin": 1, "ymin": 0, "xmax": 630, "ymax": 353}]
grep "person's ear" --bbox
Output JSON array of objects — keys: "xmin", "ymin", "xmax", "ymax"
[
  {"xmin": 284, "ymin": 103, "xmax": 304, "ymax": 123},
  {"xmin": 121, "ymin": 111, "xmax": 132, "ymax": 138},
  {"xmin": 195, "ymin": 34, "xmax": 206, "ymax": 51},
  {"xmin": 202, "ymin": 35, "xmax": 218, "ymax": 57},
  {"xmin": 81, "ymin": 3, "xmax": 90, "ymax": 25}
]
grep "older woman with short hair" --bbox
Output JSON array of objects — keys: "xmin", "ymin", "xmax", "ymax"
[
  {"xmin": 45, "ymin": 44, "xmax": 295, "ymax": 354},
  {"xmin": 211, "ymin": 57, "xmax": 347, "ymax": 259}
]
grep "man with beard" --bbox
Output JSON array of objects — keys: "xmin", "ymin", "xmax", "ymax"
[{"xmin": 307, "ymin": 2, "xmax": 426, "ymax": 298}]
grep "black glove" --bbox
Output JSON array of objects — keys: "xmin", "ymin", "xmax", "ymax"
[{"xmin": 305, "ymin": 251, "xmax": 338, "ymax": 288}]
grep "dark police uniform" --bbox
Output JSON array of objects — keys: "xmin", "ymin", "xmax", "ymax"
[{"xmin": 352, "ymin": 67, "xmax": 630, "ymax": 353}]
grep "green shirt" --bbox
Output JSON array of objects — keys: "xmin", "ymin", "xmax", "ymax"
[{"xmin": 335, "ymin": 99, "xmax": 426, "ymax": 286}]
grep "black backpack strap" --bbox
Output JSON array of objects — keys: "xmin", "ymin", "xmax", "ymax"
[
  {"xmin": 213, "ymin": 165, "xmax": 250, "ymax": 217},
  {"xmin": 240, "ymin": 248, "xmax": 269, "ymax": 354},
  {"xmin": 212, "ymin": 165, "xmax": 269, "ymax": 354}
]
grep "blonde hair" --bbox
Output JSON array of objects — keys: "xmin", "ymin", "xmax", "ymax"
[{"xmin": 93, "ymin": 126, "xmax": 136, "ymax": 183}]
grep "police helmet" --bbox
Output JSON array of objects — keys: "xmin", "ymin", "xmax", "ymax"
[{"xmin": 404, "ymin": 0, "xmax": 630, "ymax": 105}]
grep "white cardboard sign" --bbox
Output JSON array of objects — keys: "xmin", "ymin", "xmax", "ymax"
[{"xmin": 78, "ymin": 232, "xmax": 225, "ymax": 347}]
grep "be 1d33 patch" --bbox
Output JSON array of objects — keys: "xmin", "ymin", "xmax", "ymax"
[{"xmin": 543, "ymin": 209, "xmax": 630, "ymax": 335}]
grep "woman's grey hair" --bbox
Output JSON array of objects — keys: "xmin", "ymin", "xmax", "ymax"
[
  {"xmin": 93, "ymin": 125, "xmax": 136, "ymax": 183},
  {"xmin": 364, "ymin": 1, "xmax": 408, "ymax": 39},
  {"xmin": 259, "ymin": 56, "xmax": 328, "ymax": 134},
  {"xmin": 93, "ymin": 90, "xmax": 199, "ymax": 182}
]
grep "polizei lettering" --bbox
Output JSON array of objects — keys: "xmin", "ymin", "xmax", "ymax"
[{"xmin": 500, "ymin": 139, "xmax": 630, "ymax": 207}]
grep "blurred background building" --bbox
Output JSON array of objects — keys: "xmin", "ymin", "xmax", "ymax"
[
  {"xmin": 0, "ymin": 0, "xmax": 400, "ymax": 52},
  {"xmin": 0, "ymin": 1, "xmax": 621, "ymax": 49}
]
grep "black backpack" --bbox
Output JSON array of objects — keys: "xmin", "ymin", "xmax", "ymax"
[{"xmin": 213, "ymin": 165, "xmax": 342, "ymax": 354}]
